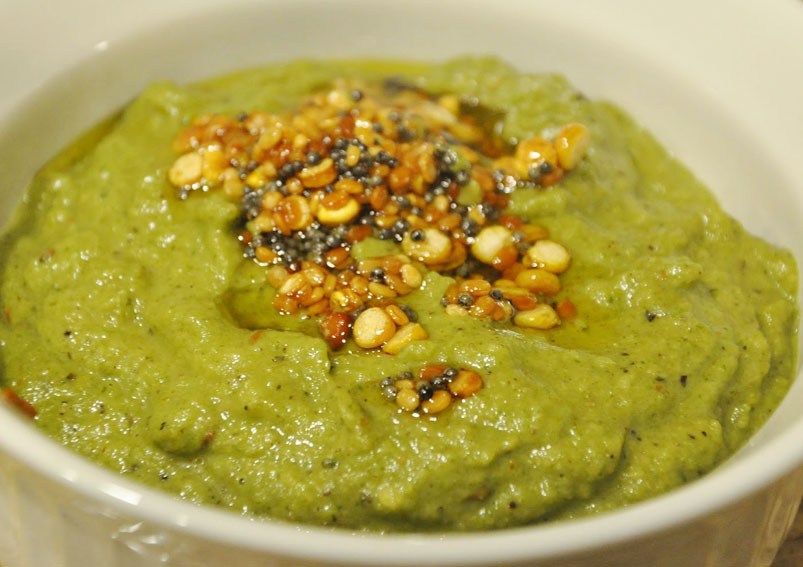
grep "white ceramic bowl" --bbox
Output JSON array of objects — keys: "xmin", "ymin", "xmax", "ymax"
[{"xmin": 1, "ymin": 1, "xmax": 802, "ymax": 566}]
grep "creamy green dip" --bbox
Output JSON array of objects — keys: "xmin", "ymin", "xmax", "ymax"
[{"xmin": 0, "ymin": 58, "xmax": 797, "ymax": 531}]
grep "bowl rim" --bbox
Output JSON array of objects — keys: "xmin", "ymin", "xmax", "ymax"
[
  {"xmin": 1, "ymin": 405, "xmax": 802, "ymax": 565},
  {"xmin": 0, "ymin": 0, "xmax": 802, "ymax": 564}
]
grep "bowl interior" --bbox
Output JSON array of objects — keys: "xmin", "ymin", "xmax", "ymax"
[{"xmin": 0, "ymin": 0, "xmax": 801, "ymax": 564}]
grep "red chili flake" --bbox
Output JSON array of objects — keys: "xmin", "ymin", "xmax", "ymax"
[
  {"xmin": 498, "ymin": 214, "xmax": 524, "ymax": 231},
  {"xmin": 556, "ymin": 299, "xmax": 576, "ymax": 319},
  {"xmin": 319, "ymin": 312, "xmax": 351, "ymax": 349},
  {"xmin": 248, "ymin": 330, "xmax": 264, "ymax": 345},
  {"xmin": 1, "ymin": 388, "xmax": 37, "ymax": 419}
]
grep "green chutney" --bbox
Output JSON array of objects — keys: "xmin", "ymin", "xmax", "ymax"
[{"xmin": 0, "ymin": 57, "xmax": 797, "ymax": 531}]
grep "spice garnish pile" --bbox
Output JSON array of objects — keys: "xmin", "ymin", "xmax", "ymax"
[
  {"xmin": 381, "ymin": 364, "xmax": 483, "ymax": 416},
  {"xmin": 168, "ymin": 79, "xmax": 589, "ymax": 414}
]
